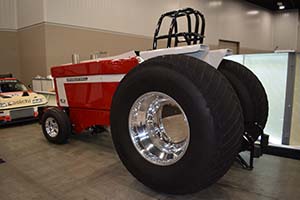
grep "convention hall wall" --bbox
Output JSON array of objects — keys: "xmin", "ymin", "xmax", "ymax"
[{"xmin": 0, "ymin": 0, "xmax": 299, "ymax": 84}]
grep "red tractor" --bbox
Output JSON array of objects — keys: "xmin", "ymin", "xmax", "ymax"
[{"xmin": 41, "ymin": 8, "xmax": 268, "ymax": 194}]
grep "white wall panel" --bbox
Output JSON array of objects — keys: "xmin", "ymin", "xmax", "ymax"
[
  {"xmin": 0, "ymin": 0, "xmax": 17, "ymax": 29},
  {"xmin": 179, "ymin": 0, "xmax": 274, "ymax": 50},
  {"xmin": 17, "ymin": 0, "xmax": 45, "ymax": 28},
  {"xmin": 45, "ymin": 0, "xmax": 179, "ymax": 37}
]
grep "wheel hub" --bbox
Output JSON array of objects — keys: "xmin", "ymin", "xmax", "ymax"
[
  {"xmin": 129, "ymin": 92, "xmax": 190, "ymax": 166},
  {"xmin": 45, "ymin": 117, "xmax": 59, "ymax": 138}
]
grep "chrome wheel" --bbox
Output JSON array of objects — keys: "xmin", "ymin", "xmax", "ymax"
[
  {"xmin": 45, "ymin": 117, "xmax": 59, "ymax": 138},
  {"xmin": 129, "ymin": 92, "xmax": 190, "ymax": 166}
]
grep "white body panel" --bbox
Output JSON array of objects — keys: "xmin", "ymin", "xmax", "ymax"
[
  {"xmin": 140, "ymin": 44, "xmax": 232, "ymax": 68},
  {"xmin": 72, "ymin": 45, "xmax": 232, "ymax": 69}
]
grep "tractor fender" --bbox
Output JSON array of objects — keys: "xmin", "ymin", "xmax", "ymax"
[{"xmin": 139, "ymin": 44, "xmax": 232, "ymax": 68}]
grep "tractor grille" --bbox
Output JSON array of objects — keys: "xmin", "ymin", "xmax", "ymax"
[{"xmin": 10, "ymin": 108, "xmax": 34, "ymax": 120}]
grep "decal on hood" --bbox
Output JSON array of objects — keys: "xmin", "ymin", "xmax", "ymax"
[
  {"xmin": 0, "ymin": 80, "xmax": 17, "ymax": 83},
  {"xmin": 7, "ymin": 99, "xmax": 32, "ymax": 106},
  {"xmin": 0, "ymin": 92, "xmax": 22, "ymax": 98}
]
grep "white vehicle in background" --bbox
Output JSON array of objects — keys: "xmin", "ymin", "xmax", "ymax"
[{"xmin": 0, "ymin": 74, "xmax": 47, "ymax": 124}]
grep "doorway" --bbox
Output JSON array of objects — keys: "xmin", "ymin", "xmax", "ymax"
[{"xmin": 219, "ymin": 39, "xmax": 240, "ymax": 54}]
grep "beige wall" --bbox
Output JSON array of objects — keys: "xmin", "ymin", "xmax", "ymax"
[
  {"xmin": 291, "ymin": 54, "xmax": 300, "ymax": 146},
  {"xmin": 17, "ymin": 0, "xmax": 45, "ymax": 29},
  {"xmin": 44, "ymin": 0, "xmax": 298, "ymax": 52},
  {"xmin": 0, "ymin": 31, "xmax": 20, "ymax": 78},
  {"xmin": 1, "ymin": 23, "xmax": 152, "ymax": 84},
  {"xmin": 0, "ymin": 21, "xmax": 277, "ymax": 85},
  {"xmin": 1, "ymin": 0, "xmax": 299, "ymax": 83},
  {"xmin": 45, "ymin": 0, "xmax": 178, "ymax": 37},
  {"xmin": 273, "ymin": 10, "xmax": 299, "ymax": 51},
  {"xmin": 179, "ymin": 0, "xmax": 274, "ymax": 51},
  {"xmin": 18, "ymin": 24, "xmax": 47, "ymax": 85},
  {"xmin": 0, "ymin": 0, "xmax": 17, "ymax": 29},
  {"xmin": 44, "ymin": 23, "xmax": 152, "ymax": 73},
  {"xmin": 298, "ymin": 12, "xmax": 300, "ymax": 52}
]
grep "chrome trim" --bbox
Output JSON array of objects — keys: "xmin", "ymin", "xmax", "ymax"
[
  {"xmin": 128, "ymin": 92, "xmax": 190, "ymax": 166},
  {"xmin": 45, "ymin": 117, "xmax": 59, "ymax": 138}
]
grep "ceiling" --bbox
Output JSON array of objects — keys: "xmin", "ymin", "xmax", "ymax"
[{"xmin": 245, "ymin": 0, "xmax": 300, "ymax": 11}]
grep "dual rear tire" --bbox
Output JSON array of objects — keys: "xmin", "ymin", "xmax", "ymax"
[
  {"xmin": 110, "ymin": 55, "xmax": 244, "ymax": 194},
  {"xmin": 218, "ymin": 59, "xmax": 269, "ymax": 149}
]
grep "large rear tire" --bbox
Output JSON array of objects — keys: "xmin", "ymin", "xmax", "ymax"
[
  {"xmin": 218, "ymin": 59, "xmax": 269, "ymax": 143},
  {"xmin": 110, "ymin": 55, "xmax": 244, "ymax": 194}
]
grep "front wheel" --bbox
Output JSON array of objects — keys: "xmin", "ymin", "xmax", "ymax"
[
  {"xmin": 110, "ymin": 55, "xmax": 244, "ymax": 194},
  {"xmin": 41, "ymin": 107, "xmax": 71, "ymax": 144}
]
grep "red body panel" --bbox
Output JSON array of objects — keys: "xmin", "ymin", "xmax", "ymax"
[
  {"xmin": 51, "ymin": 58, "xmax": 138, "ymax": 77},
  {"xmin": 69, "ymin": 108, "xmax": 110, "ymax": 133},
  {"xmin": 64, "ymin": 82, "xmax": 119, "ymax": 110},
  {"xmin": 51, "ymin": 57, "xmax": 138, "ymax": 133},
  {"xmin": 0, "ymin": 78, "xmax": 17, "ymax": 81}
]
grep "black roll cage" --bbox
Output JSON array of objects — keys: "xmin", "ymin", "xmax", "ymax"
[{"xmin": 153, "ymin": 7, "xmax": 206, "ymax": 50}]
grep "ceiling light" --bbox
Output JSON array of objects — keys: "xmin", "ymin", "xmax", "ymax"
[
  {"xmin": 209, "ymin": 1, "xmax": 222, "ymax": 7},
  {"xmin": 279, "ymin": 5, "xmax": 285, "ymax": 10},
  {"xmin": 247, "ymin": 10, "xmax": 259, "ymax": 15}
]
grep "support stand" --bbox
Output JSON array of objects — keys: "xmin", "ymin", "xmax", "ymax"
[{"xmin": 236, "ymin": 126, "xmax": 269, "ymax": 170}]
